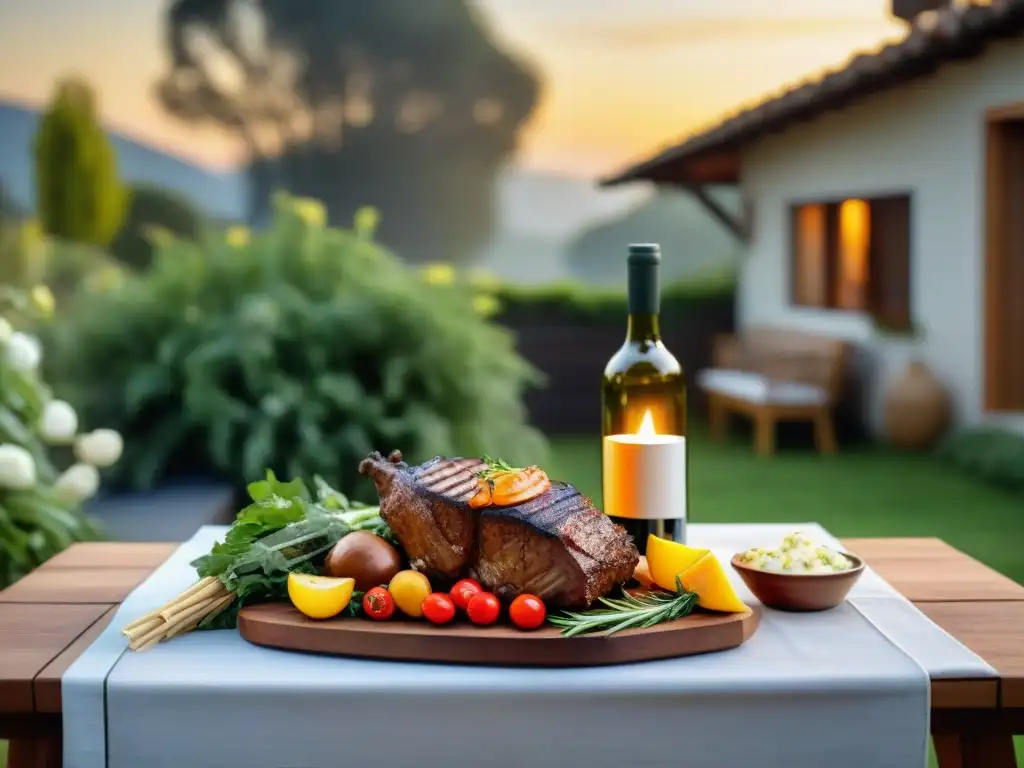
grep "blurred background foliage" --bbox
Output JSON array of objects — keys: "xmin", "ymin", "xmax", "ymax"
[{"xmin": 45, "ymin": 193, "xmax": 548, "ymax": 499}]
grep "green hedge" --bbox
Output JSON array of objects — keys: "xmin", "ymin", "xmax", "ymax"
[
  {"xmin": 491, "ymin": 268, "xmax": 736, "ymax": 321},
  {"xmin": 936, "ymin": 426, "xmax": 1024, "ymax": 494}
]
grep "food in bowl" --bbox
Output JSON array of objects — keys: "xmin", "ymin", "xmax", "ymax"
[{"xmin": 735, "ymin": 531, "xmax": 854, "ymax": 575}]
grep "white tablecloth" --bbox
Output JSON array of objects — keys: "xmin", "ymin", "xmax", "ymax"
[{"xmin": 63, "ymin": 523, "xmax": 996, "ymax": 768}]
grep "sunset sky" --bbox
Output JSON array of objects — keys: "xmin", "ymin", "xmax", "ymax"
[{"xmin": 0, "ymin": 0, "xmax": 906, "ymax": 179}]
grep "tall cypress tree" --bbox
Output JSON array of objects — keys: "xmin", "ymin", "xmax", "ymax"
[{"xmin": 34, "ymin": 77, "xmax": 127, "ymax": 246}]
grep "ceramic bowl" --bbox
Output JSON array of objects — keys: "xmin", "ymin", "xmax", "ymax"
[{"xmin": 730, "ymin": 552, "xmax": 865, "ymax": 612}]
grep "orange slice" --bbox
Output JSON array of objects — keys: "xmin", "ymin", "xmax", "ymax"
[
  {"xmin": 680, "ymin": 554, "xmax": 748, "ymax": 613},
  {"xmin": 646, "ymin": 534, "xmax": 709, "ymax": 591}
]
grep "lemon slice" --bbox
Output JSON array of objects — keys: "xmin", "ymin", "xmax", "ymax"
[{"xmin": 287, "ymin": 574, "xmax": 355, "ymax": 620}]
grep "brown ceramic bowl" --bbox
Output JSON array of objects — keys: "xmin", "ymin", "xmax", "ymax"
[{"xmin": 730, "ymin": 552, "xmax": 865, "ymax": 612}]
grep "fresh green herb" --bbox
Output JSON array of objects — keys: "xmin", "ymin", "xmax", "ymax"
[
  {"xmin": 547, "ymin": 578, "xmax": 698, "ymax": 637},
  {"xmin": 190, "ymin": 469, "xmax": 390, "ymax": 629},
  {"xmin": 347, "ymin": 591, "xmax": 366, "ymax": 617},
  {"xmin": 478, "ymin": 455, "xmax": 525, "ymax": 481}
]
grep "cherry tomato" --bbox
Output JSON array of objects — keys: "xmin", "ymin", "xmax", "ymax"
[
  {"xmin": 362, "ymin": 586, "xmax": 395, "ymax": 620},
  {"xmin": 509, "ymin": 594, "xmax": 546, "ymax": 631},
  {"xmin": 421, "ymin": 593, "xmax": 456, "ymax": 625},
  {"xmin": 450, "ymin": 578, "xmax": 483, "ymax": 611},
  {"xmin": 466, "ymin": 592, "xmax": 501, "ymax": 626}
]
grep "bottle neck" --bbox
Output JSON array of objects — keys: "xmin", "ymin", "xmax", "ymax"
[
  {"xmin": 626, "ymin": 313, "xmax": 661, "ymax": 343},
  {"xmin": 626, "ymin": 255, "xmax": 661, "ymax": 344}
]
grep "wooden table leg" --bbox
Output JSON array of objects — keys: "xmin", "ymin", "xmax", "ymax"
[
  {"xmin": 7, "ymin": 734, "xmax": 62, "ymax": 768},
  {"xmin": 933, "ymin": 725, "xmax": 1017, "ymax": 768}
]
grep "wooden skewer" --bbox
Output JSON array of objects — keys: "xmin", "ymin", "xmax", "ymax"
[
  {"xmin": 167, "ymin": 594, "xmax": 234, "ymax": 640},
  {"xmin": 133, "ymin": 593, "xmax": 236, "ymax": 650},
  {"xmin": 129, "ymin": 595, "xmax": 215, "ymax": 650},
  {"xmin": 123, "ymin": 618, "xmax": 162, "ymax": 643},
  {"xmin": 159, "ymin": 580, "xmax": 226, "ymax": 621},
  {"xmin": 122, "ymin": 577, "xmax": 219, "ymax": 632}
]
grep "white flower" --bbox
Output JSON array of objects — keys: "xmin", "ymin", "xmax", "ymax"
[
  {"xmin": 5, "ymin": 332, "xmax": 41, "ymax": 372},
  {"xmin": 54, "ymin": 463, "xmax": 100, "ymax": 503},
  {"xmin": 74, "ymin": 429, "xmax": 123, "ymax": 468},
  {"xmin": 39, "ymin": 400, "xmax": 78, "ymax": 444},
  {"xmin": 0, "ymin": 317, "xmax": 12, "ymax": 343},
  {"xmin": 0, "ymin": 443, "xmax": 37, "ymax": 489}
]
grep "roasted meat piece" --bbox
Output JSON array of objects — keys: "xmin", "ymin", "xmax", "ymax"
[
  {"xmin": 358, "ymin": 451, "xmax": 640, "ymax": 608},
  {"xmin": 358, "ymin": 451, "xmax": 485, "ymax": 582}
]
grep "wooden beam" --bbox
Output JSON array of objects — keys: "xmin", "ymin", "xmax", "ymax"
[{"xmin": 678, "ymin": 184, "xmax": 750, "ymax": 243}]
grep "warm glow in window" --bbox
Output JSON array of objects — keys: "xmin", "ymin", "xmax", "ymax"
[
  {"xmin": 795, "ymin": 204, "xmax": 827, "ymax": 306},
  {"xmin": 837, "ymin": 199, "xmax": 870, "ymax": 310}
]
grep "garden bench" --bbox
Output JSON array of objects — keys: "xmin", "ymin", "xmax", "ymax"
[{"xmin": 698, "ymin": 327, "xmax": 848, "ymax": 456}]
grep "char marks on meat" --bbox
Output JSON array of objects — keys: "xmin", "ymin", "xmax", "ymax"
[
  {"xmin": 358, "ymin": 451, "xmax": 639, "ymax": 608},
  {"xmin": 472, "ymin": 482, "xmax": 638, "ymax": 608},
  {"xmin": 358, "ymin": 451, "xmax": 483, "ymax": 582}
]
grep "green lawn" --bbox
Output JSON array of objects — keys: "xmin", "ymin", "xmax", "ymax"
[
  {"xmin": 2, "ymin": 428, "xmax": 1020, "ymax": 768},
  {"xmin": 547, "ymin": 427, "xmax": 1024, "ymax": 586}
]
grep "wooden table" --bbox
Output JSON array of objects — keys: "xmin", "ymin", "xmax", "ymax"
[{"xmin": 0, "ymin": 538, "xmax": 1022, "ymax": 768}]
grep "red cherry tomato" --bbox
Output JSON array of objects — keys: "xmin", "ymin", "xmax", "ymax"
[
  {"xmin": 363, "ymin": 587, "xmax": 395, "ymax": 620},
  {"xmin": 422, "ymin": 593, "xmax": 456, "ymax": 625},
  {"xmin": 466, "ymin": 592, "xmax": 501, "ymax": 626},
  {"xmin": 450, "ymin": 578, "xmax": 483, "ymax": 611},
  {"xmin": 509, "ymin": 594, "xmax": 546, "ymax": 631}
]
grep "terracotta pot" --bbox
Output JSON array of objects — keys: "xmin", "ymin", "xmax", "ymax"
[{"xmin": 883, "ymin": 360, "xmax": 951, "ymax": 451}]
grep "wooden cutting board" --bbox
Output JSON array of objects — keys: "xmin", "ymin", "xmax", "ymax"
[{"xmin": 238, "ymin": 602, "xmax": 760, "ymax": 667}]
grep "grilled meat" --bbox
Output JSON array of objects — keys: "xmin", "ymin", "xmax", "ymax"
[
  {"xmin": 472, "ymin": 482, "xmax": 638, "ymax": 607},
  {"xmin": 358, "ymin": 451, "xmax": 639, "ymax": 608},
  {"xmin": 358, "ymin": 451, "xmax": 485, "ymax": 582}
]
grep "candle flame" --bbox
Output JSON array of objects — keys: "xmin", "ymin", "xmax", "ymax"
[{"xmin": 636, "ymin": 409, "xmax": 656, "ymax": 438}]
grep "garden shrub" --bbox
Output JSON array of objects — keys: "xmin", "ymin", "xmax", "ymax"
[
  {"xmin": 0, "ymin": 286, "xmax": 124, "ymax": 587},
  {"xmin": 49, "ymin": 193, "xmax": 547, "ymax": 498},
  {"xmin": 936, "ymin": 426, "xmax": 1024, "ymax": 493},
  {"xmin": 110, "ymin": 184, "xmax": 206, "ymax": 270},
  {"xmin": 0, "ymin": 220, "xmax": 125, "ymax": 305}
]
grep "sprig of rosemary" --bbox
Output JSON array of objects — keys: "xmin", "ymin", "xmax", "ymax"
[
  {"xmin": 478, "ymin": 455, "xmax": 523, "ymax": 481},
  {"xmin": 547, "ymin": 577, "xmax": 699, "ymax": 637}
]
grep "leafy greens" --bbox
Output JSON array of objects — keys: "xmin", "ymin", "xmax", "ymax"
[{"xmin": 191, "ymin": 469, "xmax": 392, "ymax": 629}]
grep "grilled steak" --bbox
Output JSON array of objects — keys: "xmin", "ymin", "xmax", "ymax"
[
  {"xmin": 358, "ymin": 451, "xmax": 486, "ymax": 582},
  {"xmin": 358, "ymin": 451, "xmax": 639, "ymax": 608}
]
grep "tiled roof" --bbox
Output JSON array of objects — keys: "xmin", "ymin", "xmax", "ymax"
[{"xmin": 601, "ymin": 0, "xmax": 1024, "ymax": 186}]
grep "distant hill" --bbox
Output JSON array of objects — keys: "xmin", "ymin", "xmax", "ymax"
[
  {"xmin": 564, "ymin": 187, "xmax": 741, "ymax": 286},
  {"xmin": 0, "ymin": 100, "xmax": 247, "ymax": 221}
]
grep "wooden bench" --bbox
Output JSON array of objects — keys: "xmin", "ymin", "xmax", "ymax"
[{"xmin": 698, "ymin": 327, "xmax": 849, "ymax": 456}]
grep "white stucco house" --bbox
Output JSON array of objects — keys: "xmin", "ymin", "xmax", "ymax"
[{"xmin": 602, "ymin": 0, "xmax": 1024, "ymax": 437}]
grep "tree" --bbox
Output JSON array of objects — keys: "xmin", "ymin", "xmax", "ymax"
[
  {"xmin": 110, "ymin": 184, "xmax": 206, "ymax": 270},
  {"xmin": 34, "ymin": 77, "xmax": 127, "ymax": 247},
  {"xmin": 155, "ymin": 0, "xmax": 539, "ymax": 263}
]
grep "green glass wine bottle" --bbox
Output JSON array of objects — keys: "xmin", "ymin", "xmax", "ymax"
[{"xmin": 600, "ymin": 243, "xmax": 688, "ymax": 554}]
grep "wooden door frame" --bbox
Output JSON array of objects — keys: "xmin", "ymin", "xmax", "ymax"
[{"xmin": 983, "ymin": 101, "xmax": 1024, "ymax": 412}]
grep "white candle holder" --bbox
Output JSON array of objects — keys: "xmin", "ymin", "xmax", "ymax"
[{"xmin": 602, "ymin": 431, "xmax": 687, "ymax": 543}]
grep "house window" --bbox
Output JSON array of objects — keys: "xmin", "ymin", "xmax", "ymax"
[{"xmin": 790, "ymin": 194, "xmax": 912, "ymax": 331}]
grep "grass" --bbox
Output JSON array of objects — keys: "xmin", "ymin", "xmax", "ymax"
[
  {"xmin": 546, "ymin": 425, "xmax": 1023, "ymax": 767},
  {"xmin": 547, "ymin": 425, "xmax": 1024, "ymax": 585},
  {"xmin": 2, "ymin": 427, "xmax": 1020, "ymax": 768}
]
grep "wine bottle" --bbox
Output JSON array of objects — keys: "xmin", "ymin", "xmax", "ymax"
[{"xmin": 601, "ymin": 243, "xmax": 688, "ymax": 554}]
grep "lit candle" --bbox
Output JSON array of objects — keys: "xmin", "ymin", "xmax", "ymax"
[{"xmin": 602, "ymin": 410, "xmax": 687, "ymax": 543}]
